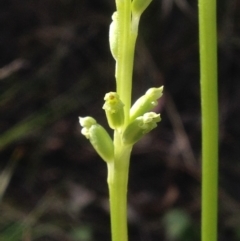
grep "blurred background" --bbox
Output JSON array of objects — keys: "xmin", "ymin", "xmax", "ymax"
[{"xmin": 1, "ymin": 0, "xmax": 240, "ymax": 240}]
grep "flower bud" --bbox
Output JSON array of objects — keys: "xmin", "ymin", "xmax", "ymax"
[
  {"xmin": 79, "ymin": 117, "xmax": 114, "ymax": 162},
  {"xmin": 109, "ymin": 12, "xmax": 118, "ymax": 60},
  {"xmin": 103, "ymin": 92, "xmax": 124, "ymax": 129},
  {"xmin": 123, "ymin": 112, "xmax": 161, "ymax": 145},
  {"xmin": 131, "ymin": 0, "xmax": 152, "ymax": 16},
  {"xmin": 130, "ymin": 86, "xmax": 163, "ymax": 122}
]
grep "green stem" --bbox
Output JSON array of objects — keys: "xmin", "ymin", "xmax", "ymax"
[
  {"xmin": 107, "ymin": 142, "xmax": 132, "ymax": 241},
  {"xmin": 116, "ymin": 0, "xmax": 137, "ymax": 124},
  {"xmin": 199, "ymin": 1, "xmax": 218, "ymax": 241}
]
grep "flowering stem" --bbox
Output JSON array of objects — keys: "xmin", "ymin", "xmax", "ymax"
[
  {"xmin": 107, "ymin": 1, "xmax": 138, "ymax": 240},
  {"xmin": 80, "ymin": 2, "xmax": 158, "ymax": 241},
  {"xmin": 198, "ymin": 0, "xmax": 218, "ymax": 241}
]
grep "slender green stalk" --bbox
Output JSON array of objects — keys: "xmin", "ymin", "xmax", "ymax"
[
  {"xmin": 198, "ymin": 1, "xmax": 218, "ymax": 241},
  {"xmin": 115, "ymin": 0, "xmax": 137, "ymax": 123},
  {"xmin": 107, "ymin": 144, "xmax": 132, "ymax": 241}
]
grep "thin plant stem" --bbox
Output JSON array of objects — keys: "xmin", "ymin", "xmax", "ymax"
[
  {"xmin": 115, "ymin": 0, "xmax": 137, "ymax": 124},
  {"xmin": 107, "ymin": 144, "xmax": 132, "ymax": 241},
  {"xmin": 198, "ymin": 1, "xmax": 218, "ymax": 241}
]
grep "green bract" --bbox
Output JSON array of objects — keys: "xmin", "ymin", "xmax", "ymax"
[
  {"xmin": 131, "ymin": 0, "xmax": 152, "ymax": 16},
  {"xmin": 129, "ymin": 86, "xmax": 163, "ymax": 122},
  {"xmin": 79, "ymin": 117, "xmax": 114, "ymax": 162},
  {"xmin": 109, "ymin": 12, "xmax": 118, "ymax": 60},
  {"xmin": 103, "ymin": 92, "xmax": 125, "ymax": 129},
  {"xmin": 123, "ymin": 112, "xmax": 161, "ymax": 145}
]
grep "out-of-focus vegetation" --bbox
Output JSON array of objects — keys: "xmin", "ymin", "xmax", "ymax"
[{"xmin": 1, "ymin": 0, "xmax": 240, "ymax": 240}]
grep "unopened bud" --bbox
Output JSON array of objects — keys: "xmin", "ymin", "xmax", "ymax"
[
  {"xmin": 79, "ymin": 117, "xmax": 114, "ymax": 162},
  {"xmin": 123, "ymin": 112, "xmax": 161, "ymax": 145},
  {"xmin": 130, "ymin": 86, "xmax": 163, "ymax": 122}
]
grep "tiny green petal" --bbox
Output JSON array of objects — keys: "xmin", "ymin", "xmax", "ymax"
[
  {"xmin": 79, "ymin": 117, "xmax": 114, "ymax": 162},
  {"xmin": 79, "ymin": 117, "xmax": 96, "ymax": 128},
  {"xmin": 130, "ymin": 86, "xmax": 163, "ymax": 122},
  {"xmin": 123, "ymin": 112, "xmax": 161, "ymax": 145},
  {"xmin": 145, "ymin": 86, "xmax": 164, "ymax": 100},
  {"xmin": 131, "ymin": 0, "xmax": 152, "ymax": 16},
  {"xmin": 103, "ymin": 92, "xmax": 125, "ymax": 129}
]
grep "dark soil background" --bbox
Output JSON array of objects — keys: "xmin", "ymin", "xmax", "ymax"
[{"xmin": 1, "ymin": 0, "xmax": 240, "ymax": 241}]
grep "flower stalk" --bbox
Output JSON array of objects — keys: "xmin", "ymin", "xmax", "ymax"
[{"xmin": 79, "ymin": 1, "xmax": 163, "ymax": 241}]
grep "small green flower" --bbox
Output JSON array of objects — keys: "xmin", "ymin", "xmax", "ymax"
[
  {"xmin": 130, "ymin": 86, "xmax": 163, "ymax": 122},
  {"xmin": 79, "ymin": 117, "xmax": 114, "ymax": 162},
  {"xmin": 103, "ymin": 92, "xmax": 125, "ymax": 129},
  {"xmin": 123, "ymin": 112, "xmax": 161, "ymax": 145},
  {"xmin": 109, "ymin": 12, "xmax": 118, "ymax": 60}
]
